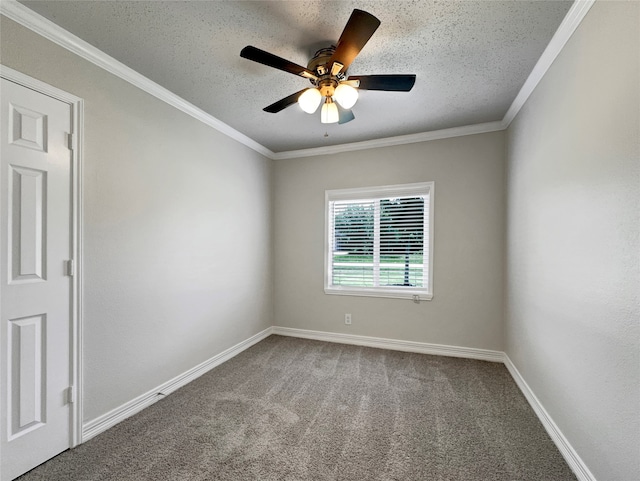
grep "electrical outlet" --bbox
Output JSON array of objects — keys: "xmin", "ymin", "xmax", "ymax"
[{"xmin": 345, "ymin": 313, "xmax": 352, "ymax": 325}]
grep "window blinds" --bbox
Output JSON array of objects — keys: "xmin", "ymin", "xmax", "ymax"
[{"xmin": 328, "ymin": 191, "xmax": 430, "ymax": 294}]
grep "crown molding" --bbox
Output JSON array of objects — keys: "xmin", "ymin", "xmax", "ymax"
[
  {"xmin": 2, "ymin": 0, "xmax": 594, "ymax": 160},
  {"xmin": 502, "ymin": 0, "xmax": 596, "ymax": 127},
  {"xmin": 0, "ymin": 0, "xmax": 275, "ymax": 159},
  {"xmin": 272, "ymin": 120, "xmax": 506, "ymax": 160}
]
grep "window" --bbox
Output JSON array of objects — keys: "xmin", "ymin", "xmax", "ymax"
[{"xmin": 325, "ymin": 182, "xmax": 434, "ymax": 300}]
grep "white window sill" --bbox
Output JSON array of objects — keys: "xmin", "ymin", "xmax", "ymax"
[{"xmin": 324, "ymin": 287, "xmax": 433, "ymax": 301}]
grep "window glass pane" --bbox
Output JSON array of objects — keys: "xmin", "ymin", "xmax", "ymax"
[
  {"xmin": 332, "ymin": 201, "xmax": 374, "ymax": 286},
  {"xmin": 379, "ymin": 197, "xmax": 424, "ymax": 287},
  {"xmin": 379, "ymin": 262, "xmax": 424, "ymax": 287},
  {"xmin": 332, "ymin": 262, "xmax": 374, "ymax": 286}
]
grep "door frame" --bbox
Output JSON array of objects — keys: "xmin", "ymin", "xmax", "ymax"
[{"xmin": 0, "ymin": 65, "xmax": 84, "ymax": 448}]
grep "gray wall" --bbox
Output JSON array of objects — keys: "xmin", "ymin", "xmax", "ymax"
[
  {"xmin": 273, "ymin": 132, "xmax": 506, "ymax": 350},
  {"xmin": 1, "ymin": 17, "xmax": 273, "ymax": 422},
  {"xmin": 4, "ymin": 2, "xmax": 639, "ymax": 479},
  {"xmin": 505, "ymin": 2, "xmax": 639, "ymax": 480}
]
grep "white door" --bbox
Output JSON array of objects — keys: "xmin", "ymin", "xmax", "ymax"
[{"xmin": 1, "ymin": 78, "xmax": 73, "ymax": 480}]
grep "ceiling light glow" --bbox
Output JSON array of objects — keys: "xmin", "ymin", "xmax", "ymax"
[
  {"xmin": 321, "ymin": 99, "xmax": 339, "ymax": 124},
  {"xmin": 298, "ymin": 88, "xmax": 322, "ymax": 114},
  {"xmin": 333, "ymin": 83, "xmax": 359, "ymax": 109}
]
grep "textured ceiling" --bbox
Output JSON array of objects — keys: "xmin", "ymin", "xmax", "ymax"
[{"xmin": 20, "ymin": 0, "xmax": 573, "ymax": 153}]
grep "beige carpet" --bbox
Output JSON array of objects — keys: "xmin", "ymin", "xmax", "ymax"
[{"xmin": 18, "ymin": 335, "xmax": 577, "ymax": 480}]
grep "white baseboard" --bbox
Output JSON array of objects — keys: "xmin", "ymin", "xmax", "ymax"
[
  {"xmin": 503, "ymin": 355, "xmax": 596, "ymax": 481},
  {"xmin": 83, "ymin": 325, "xmax": 502, "ymax": 443},
  {"xmin": 80, "ymin": 325, "xmax": 596, "ymax": 481},
  {"xmin": 274, "ymin": 326, "xmax": 596, "ymax": 481},
  {"xmin": 272, "ymin": 326, "xmax": 505, "ymax": 363},
  {"xmin": 82, "ymin": 326, "xmax": 273, "ymax": 441}
]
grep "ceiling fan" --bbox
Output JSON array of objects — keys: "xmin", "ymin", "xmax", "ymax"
[{"xmin": 240, "ymin": 9, "xmax": 416, "ymax": 125}]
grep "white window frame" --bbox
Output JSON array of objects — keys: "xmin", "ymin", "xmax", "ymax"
[{"xmin": 324, "ymin": 182, "xmax": 434, "ymax": 301}]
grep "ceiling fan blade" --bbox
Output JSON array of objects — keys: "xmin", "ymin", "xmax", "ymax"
[
  {"xmin": 263, "ymin": 89, "xmax": 308, "ymax": 113},
  {"xmin": 337, "ymin": 105, "xmax": 355, "ymax": 124},
  {"xmin": 348, "ymin": 74, "xmax": 416, "ymax": 91},
  {"xmin": 241, "ymin": 46, "xmax": 318, "ymax": 80},
  {"xmin": 330, "ymin": 9, "xmax": 381, "ymax": 73}
]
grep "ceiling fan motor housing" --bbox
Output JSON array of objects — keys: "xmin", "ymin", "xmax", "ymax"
[
  {"xmin": 307, "ymin": 47, "xmax": 337, "ymax": 74},
  {"xmin": 308, "ymin": 46, "xmax": 343, "ymax": 96}
]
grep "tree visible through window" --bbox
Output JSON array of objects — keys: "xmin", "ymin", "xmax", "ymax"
[{"xmin": 325, "ymin": 182, "xmax": 433, "ymax": 300}]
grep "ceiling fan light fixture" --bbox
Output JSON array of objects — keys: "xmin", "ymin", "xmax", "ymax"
[
  {"xmin": 321, "ymin": 98, "xmax": 339, "ymax": 124},
  {"xmin": 241, "ymin": 9, "xmax": 415, "ymax": 124},
  {"xmin": 333, "ymin": 83, "xmax": 359, "ymax": 109},
  {"xmin": 298, "ymin": 88, "xmax": 322, "ymax": 113}
]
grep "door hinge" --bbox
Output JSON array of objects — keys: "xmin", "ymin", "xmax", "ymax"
[
  {"xmin": 65, "ymin": 386, "xmax": 76, "ymax": 404},
  {"xmin": 67, "ymin": 132, "xmax": 75, "ymax": 151},
  {"xmin": 66, "ymin": 259, "xmax": 75, "ymax": 277}
]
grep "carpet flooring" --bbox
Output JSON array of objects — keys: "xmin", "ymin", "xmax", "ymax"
[{"xmin": 17, "ymin": 335, "xmax": 577, "ymax": 480}]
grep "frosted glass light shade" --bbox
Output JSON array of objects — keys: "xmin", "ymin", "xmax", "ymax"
[
  {"xmin": 321, "ymin": 100, "xmax": 339, "ymax": 124},
  {"xmin": 333, "ymin": 83, "xmax": 359, "ymax": 109},
  {"xmin": 298, "ymin": 88, "xmax": 322, "ymax": 114}
]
